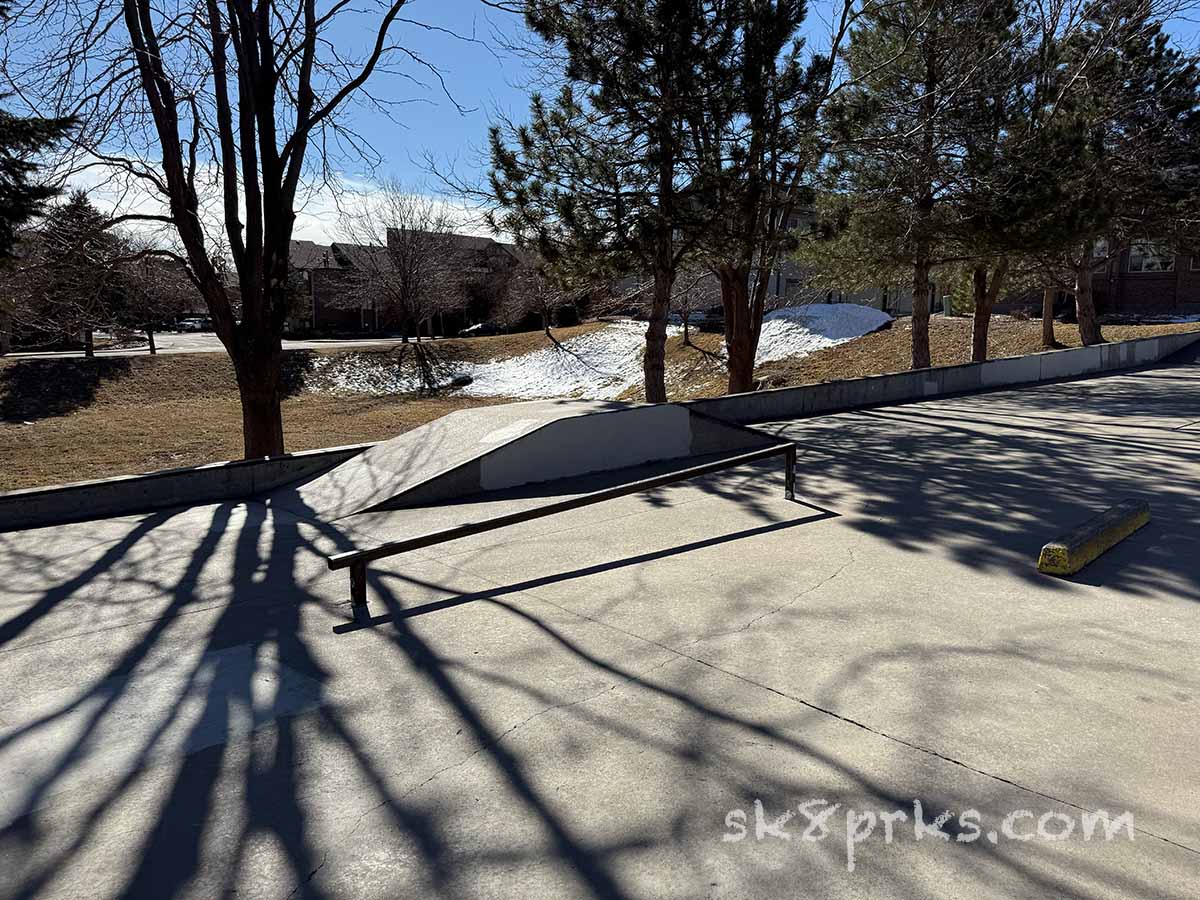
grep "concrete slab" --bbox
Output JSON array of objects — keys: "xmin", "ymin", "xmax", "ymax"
[{"xmin": 2, "ymin": 346, "xmax": 1199, "ymax": 898}]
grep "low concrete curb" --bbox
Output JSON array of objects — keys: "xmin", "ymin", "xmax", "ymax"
[
  {"xmin": 1037, "ymin": 500, "xmax": 1151, "ymax": 576},
  {"xmin": 0, "ymin": 443, "xmax": 374, "ymax": 532},
  {"xmin": 4, "ymin": 329, "xmax": 1197, "ymax": 533},
  {"xmin": 685, "ymin": 330, "xmax": 1200, "ymax": 425}
]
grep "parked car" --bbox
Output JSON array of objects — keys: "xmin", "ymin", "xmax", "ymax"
[
  {"xmin": 458, "ymin": 322, "xmax": 502, "ymax": 338},
  {"xmin": 177, "ymin": 316, "xmax": 213, "ymax": 332}
]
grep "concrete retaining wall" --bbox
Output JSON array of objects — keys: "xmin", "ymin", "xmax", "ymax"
[
  {"xmin": 0, "ymin": 443, "xmax": 374, "ymax": 532},
  {"xmin": 686, "ymin": 330, "xmax": 1200, "ymax": 425}
]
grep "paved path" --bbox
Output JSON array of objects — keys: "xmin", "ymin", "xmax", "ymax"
[
  {"xmin": 1, "ymin": 331, "xmax": 433, "ymax": 359},
  {"xmin": 0, "ymin": 350, "xmax": 1197, "ymax": 898}
]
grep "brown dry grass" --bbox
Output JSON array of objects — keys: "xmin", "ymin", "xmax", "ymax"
[
  {"xmin": 650, "ymin": 316, "xmax": 1200, "ymax": 398},
  {"xmin": 2, "ymin": 316, "xmax": 1195, "ymax": 491},
  {"xmin": 0, "ymin": 328, "xmax": 587, "ymax": 491},
  {"xmin": 0, "ymin": 393, "xmax": 507, "ymax": 491}
]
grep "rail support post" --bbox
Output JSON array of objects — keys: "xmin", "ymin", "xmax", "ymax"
[
  {"xmin": 784, "ymin": 444, "xmax": 796, "ymax": 501},
  {"xmin": 350, "ymin": 561, "xmax": 369, "ymax": 623}
]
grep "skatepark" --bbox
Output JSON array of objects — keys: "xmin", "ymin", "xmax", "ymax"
[{"xmin": 1, "ymin": 339, "xmax": 1198, "ymax": 899}]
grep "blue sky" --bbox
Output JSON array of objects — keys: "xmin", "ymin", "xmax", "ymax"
[
  {"xmin": 350, "ymin": 1, "xmax": 1200, "ymax": 192},
  {"xmin": 333, "ymin": 1, "xmax": 531, "ymax": 192},
  {"xmin": 74, "ymin": 0, "xmax": 1200, "ymax": 242},
  {"xmin": 328, "ymin": 1, "xmax": 861, "ymax": 190}
]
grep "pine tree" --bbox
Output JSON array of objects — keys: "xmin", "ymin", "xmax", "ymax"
[
  {"xmin": 489, "ymin": 0, "xmax": 720, "ymax": 402},
  {"xmin": 0, "ymin": 1, "xmax": 73, "ymax": 261},
  {"xmin": 819, "ymin": 0, "xmax": 1020, "ymax": 369},
  {"xmin": 1027, "ymin": 4, "xmax": 1200, "ymax": 345},
  {"xmin": 31, "ymin": 190, "xmax": 124, "ymax": 354},
  {"xmin": 690, "ymin": 0, "xmax": 835, "ymax": 394}
]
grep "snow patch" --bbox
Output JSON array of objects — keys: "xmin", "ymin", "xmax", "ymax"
[
  {"xmin": 304, "ymin": 304, "xmax": 890, "ymax": 400},
  {"xmin": 306, "ymin": 354, "xmax": 427, "ymax": 395},
  {"xmin": 460, "ymin": 320, "xmax": 672, "ymax": 400},
  {"xmin": 754, "ymin": 303, "xmax": 892, "ymax": 364}
]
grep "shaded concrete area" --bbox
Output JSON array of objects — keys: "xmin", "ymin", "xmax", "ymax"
[{"xmin": 1, "ymin": 349, "xmax": 1198, "ymax": 898}]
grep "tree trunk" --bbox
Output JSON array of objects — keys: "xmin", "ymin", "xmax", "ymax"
[
  {"xmin": 910, "ymin": 34, "xmax": 937, "ymax": 372},
  {"xmin": 970, "ymin": 257, "xmax": 1009, "ymax": 363},
  {"xmin": 1041, "ymin": 286, "xmax": 1057, "ymax": 348},
  {"xmin": 232, "ymin": 343, "xmax": 285, "ymax": 457},
  {"xmin": 1074, "ymin": 252, "xmax": 1104, "ymax": 345},
  {"xmin": 971, "ymin": 265, "xmax": 989, "ymax": 363},
  {"xmin": 0, "ymin": 309, "xmax": 11, "ymax": 355},
  {"xmin": 911, "ymin": 260, "xmax": 932, "ymax": 369},
  {"xmin": 84, "ymin": 328, "xmax": 95, "ymax": 358},
  {"xmin": 643, "ymin": 267, "xmax": 671, "ymax": 403},
  {"xmin": 146, "ymin": 328, "xmax": 157, "ymax": 355},
  {"xmin": 719, "ymin": 266, "xmax": 756, "ymax": 395}
]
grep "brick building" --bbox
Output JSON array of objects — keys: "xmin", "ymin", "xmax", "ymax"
[
  {"xmin": 1092, "ymin": 241, "xmax": 1200, "ymax": 315},
  {"xmin": 288, "ymin": 232, "xmax": 521, "ymax": 335}
]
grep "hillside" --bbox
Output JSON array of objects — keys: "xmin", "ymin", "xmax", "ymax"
[{"xmin": 2, "ymin": 314, "xmax": 1196, "ymax": 490}]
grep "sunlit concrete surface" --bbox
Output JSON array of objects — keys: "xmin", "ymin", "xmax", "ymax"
[{"xmin": 1, "ymin": 347, "xmax": 1198, "ymax": 899}]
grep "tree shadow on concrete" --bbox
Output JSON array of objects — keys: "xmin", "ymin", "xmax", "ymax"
[
  {"xmin": 0, "ymin": 480, "xmax": 870, "ymax": 899},
  {"xmin": 756, "ymin": 352, "xmax": 1200, "ymax": 601},
  {"xmin": 3, "ymin": 378, "xmax": 1198, "ymax": 900}
]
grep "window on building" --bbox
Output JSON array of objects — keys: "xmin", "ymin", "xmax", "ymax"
[
  {"xmin": 1128, "ymin": 240, "xmax": 1175, "ymax": 273},
  {"xmin": 1190, "ymin": 255, "xmax": 1200, "ymax": 272}
]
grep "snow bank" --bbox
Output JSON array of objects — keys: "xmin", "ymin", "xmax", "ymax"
[
  {"xmin": 754, "ymin": 303, "xmax": 892, "ymax": 364},
  {"xmin": 305, "ymin": 304, "xmax": 890, "ymax": 401},
  {"xmin": 460, "ymin": 320, "xmax": 664, "ymax": 400}
]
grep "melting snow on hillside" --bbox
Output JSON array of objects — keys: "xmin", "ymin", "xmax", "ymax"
[
  {"xmin": 458, "ymin": 320, "xmax": 659, "ymax": 400},
  {"xmin": 754, "ymin": 303, "xmax": 892, "ymax": 364},
  {"xmin": 307, "ymin": 303, "xmax": 891, "ymax": 400},
  {"xmin": 307, "ymin": 354, "xmax": 428, "ymax": 395}
]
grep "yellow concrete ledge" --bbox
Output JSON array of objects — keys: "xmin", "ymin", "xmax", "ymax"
[{"xmin": 1037, "ymin": 501, "xmax": 1151, "ymax": 576}]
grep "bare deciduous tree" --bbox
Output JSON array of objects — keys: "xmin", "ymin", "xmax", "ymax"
[
  {"xmin": 495, "ymin": 258, "xmax": 586, "ymax": 340},
  {"xmin": 2, "ymin": 0, "xmax": 456, "ymax": 455},
  {"xmin": 337, "ymin": 183, "xmax": 468, "ymax": 342}
]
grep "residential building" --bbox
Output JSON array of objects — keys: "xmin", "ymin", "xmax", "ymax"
[
  {"xmin": 287, "ymin": 231, "xmax": 521, "ymax": 335},
  {"xmin": 1092, "ymin": 240, "xmax": 1200, "ymax": 314}
]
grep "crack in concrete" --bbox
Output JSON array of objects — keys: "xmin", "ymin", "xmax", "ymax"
[
  {"xmin": 435, "ymin": 542, "xmax": 1200, "ymax": 858},
  {"xmin": 283, "ymin": 852, "xmax": 328, "ymax": 900},
  {"xmin": 695, "ymin": 539, "xmax": 860, "ymax": 643},
  {"xmin": 389, "ymin": 648, "xmax": 682, "ymax": 808},
  {"xmin": 325, "ymin": 645, "xmax": 686, "ymax": 866}
]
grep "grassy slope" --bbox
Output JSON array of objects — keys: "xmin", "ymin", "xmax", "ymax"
[
  {"xmin": 0, "ymin": 328, "xmax": 596, "ymax": 490},
  {"xmin": 650, "ymin": 317, "xmax": 1200, "ymax": 399},
  {"xmin": 1, "ymin": 317, "xmax": 1195, "ymax": 491}
]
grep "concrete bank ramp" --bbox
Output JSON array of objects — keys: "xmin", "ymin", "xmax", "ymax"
[{"xmin": 272, "ymin": 399, "xmax": 772, "ymax": 520}]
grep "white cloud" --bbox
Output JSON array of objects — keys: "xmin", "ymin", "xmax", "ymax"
[{"xmin": 63, "ymin": 156, "xmax": 497, "ymax": 251}]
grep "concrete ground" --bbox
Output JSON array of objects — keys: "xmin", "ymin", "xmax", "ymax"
[{"xmin": 1, "ymin": 349, "xmax": 1198, "ymax": 899}]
